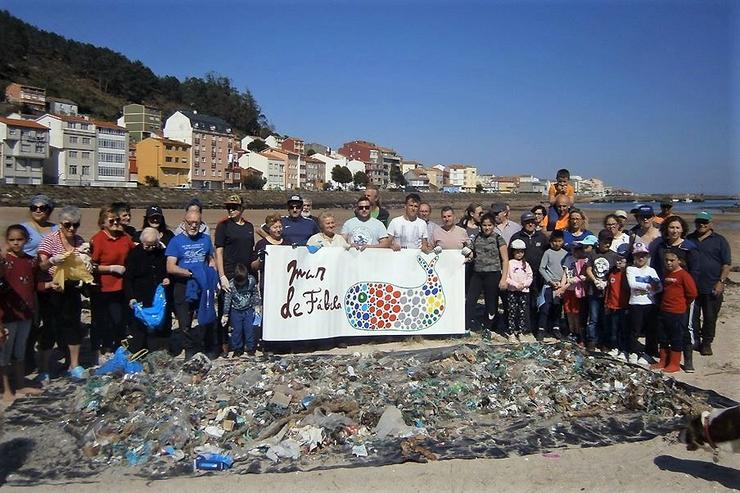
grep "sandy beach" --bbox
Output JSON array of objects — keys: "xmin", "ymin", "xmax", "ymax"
[{"xmin": 0, "ymin": 201, "xmax": 738, "ymax": 492}]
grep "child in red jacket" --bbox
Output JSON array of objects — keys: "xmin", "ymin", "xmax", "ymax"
[
  {"xmin": 652, "ymin": 250, "xmax": 698, "ymax": 373},
  {"xmin": 604, "ymin": 244, "xmax": 630, "ymax": 360},
  {"xmin": 1, "ymin": 225, "xmax": 43, "ymax": 405}
]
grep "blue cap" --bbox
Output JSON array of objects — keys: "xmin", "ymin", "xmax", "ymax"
[
  {"xmin": 574, "ymin": 234, "xmax": 598, "ymax": 247},
  {"xmin": 616, "ymin": 243, "xmax": 631, "ymax": 257},
  {"xmin": 631, "ymin": 204, "xmax": 654, "ymax": 217}
]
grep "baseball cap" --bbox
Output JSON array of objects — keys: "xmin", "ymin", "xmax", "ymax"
[
  {"xmin": 224, "ymin": 193, "xmax": 243, "ymax": 206},
  {"xmin": 614, "ymin": 210, "xmax": 628, "ymax": 219},
  {"xmin": 520, "ymin": 212, "xmax": 536, "ymax": 223},
  {"xmin": 491, "ymin": 203, "xmax": 507, "ymax": 214},
  {"xmin": 634, "ymin": 205, "xmax": 654, "ymax": 217},
  {"xmin": 597, "ymin": 229, "xmax": 614, "ymax": 243},
  {"xmin": 185, "ymin": 197, "xmax": 203, "ymax": 212},
  {"xmin": 660, "ymin": 199, "xmax": 673, "ymax": 208},
  {"xmin": 695, "ymin": 211, "xmax": 712, "ymax": 221},
  {"xmin": 510, "ymin": 239, "xmax": 527, "ymax": 250},
  {"xmin": 30, "ymin": 193, "xmax": 54, "ymax": 211},
  {"xmin": 145, "ymin": 205, "xmax": 164, "ymax": 218},
  {"xmin": 632, "ymin": 242, "xmax": 649, "ymax": 255},
  {"xmin": 616, "ymin": 243, "xmax": 631, "ymax": 258},
  {"xmin": 575, "ymin": 234, "xmax": 598, "ymax": 247},
  {"xmin": 287, "ymin": 194, "xmax": 303, "ymax": 205}
]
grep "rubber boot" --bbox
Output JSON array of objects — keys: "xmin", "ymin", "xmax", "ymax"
[
  {"xmin": 650, "ymin": 348, "xmax": 669, "ymax": 370},
  {"xmin": 682, "ymin": 348, "xmax": 695, "ymax": 373},
  {"xmin": 663, "ymin": 350, "xmax": 682, "ymax": 373}
]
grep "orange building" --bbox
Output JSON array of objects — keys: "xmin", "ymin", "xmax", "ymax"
[{"xmin": 136, "ymin": 137, "xmax": 191, "ymax": 187}]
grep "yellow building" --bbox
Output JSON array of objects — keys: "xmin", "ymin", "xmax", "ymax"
[
  {"xmin": 136, "ymin": 137, "xmax": 191, "ymax": 187},
  {"xmin": 463, "ymin": 166, "xmax": 478, "ymax": 192}
]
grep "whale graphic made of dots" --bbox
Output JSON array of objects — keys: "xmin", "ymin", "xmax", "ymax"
[{"xmin": 344, "ymin": 255, "xmax": 445, "ymax": 331}]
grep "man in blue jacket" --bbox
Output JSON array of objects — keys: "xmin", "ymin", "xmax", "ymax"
[{"xmin": 166, "ymin": 209, "xmax": 216, "ymax": 360}]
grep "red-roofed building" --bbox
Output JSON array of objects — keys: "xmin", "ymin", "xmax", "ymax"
[
  {"xmin": 337, "ymin": 140, "xmax": 392, "ymax": 186},
  {"xmin": 0, "ymin": 117, "xmax": 49, "ymax": 184}
]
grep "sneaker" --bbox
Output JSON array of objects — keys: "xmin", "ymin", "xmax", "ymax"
[
  {"xmin": 636, "ymin": 355, "xmax": 651, "ymax": 365},
  {"xmin": 68, "ymin": 366, "xmax": 86, "ymax": 380},
  {"xmin": 551, "ymin": 328, "xmax": 563, "ymax": 340},
  {"xmin": 34, "ymin": 373, "xmax": 51, "ymax": 386},
  {"xmin": 699, "ymin": 342, "xmax": 713, "ymax": 356},
  {"xmin": 682, "ymin": 362, "xmax": 695, "ymax": 373},
  {"xmin": 628, "ymin": 353, "xmax": 639, "ymax": 364},
  {"xmin": 607, "ymin": 348, "xmax": 620, "ymax": 358},
  {"xmin": 534, "ymin": 329, "xmax": 545, "ymax": 342},
  {"xmin": 232, "ymin": 349, "xmax": 244, "ymax": 358},
  {"xmin": 616, "ymin": 352, "xmax": 628, "ymax": 362}
]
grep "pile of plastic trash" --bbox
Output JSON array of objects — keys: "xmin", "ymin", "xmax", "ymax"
[{"xmin": 2, "ymin": 342, "xmax": 724, "ymax": 480}]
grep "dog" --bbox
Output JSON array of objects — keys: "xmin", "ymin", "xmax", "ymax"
[{"xmin": 679, "ymin": 405, "xmax": 740, "ymax": 456}]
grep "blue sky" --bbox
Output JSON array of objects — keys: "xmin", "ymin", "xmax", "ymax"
[{"xmin": 5, "ymin": 0, "xmax": 737, "ymax": 194}]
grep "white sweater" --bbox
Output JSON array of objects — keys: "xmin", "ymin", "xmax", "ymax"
[{"xmin": 626, "ymin": 265, "xmax": 663, "ymax": 305}]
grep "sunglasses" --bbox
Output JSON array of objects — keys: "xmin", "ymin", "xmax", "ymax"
[
  {"xmin": 107, "ymin": 218, "xmax": 122, "ymax": 225},
  {"xmin": 225, "ymin": 204, "xmax": 241, "ymax": 211},
  {"xmin": 147, "ymin": 216, "xmax": 162, "ymax": 222},
  {"xmin": 289, "ymin": 204, "xmax": 302, "ymax": 210},
  {"xmin": 695, "ymin": 219, "xmax": 710, "ymax": 225},
  {"xmin": 30, "ymin": 205, "xmax": 49, "ymax": 212},
  {"xmin": 357, "ymin": 205, "xmax": 371, "ymax": 210},
  {"xmin": 62, "ymin": 221, "xmax": 81, "ymax": 229}
]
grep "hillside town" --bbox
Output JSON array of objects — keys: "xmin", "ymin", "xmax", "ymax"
[{"xmin": 1, "ymin": 82, "xmax": 619, "ymax": 196}]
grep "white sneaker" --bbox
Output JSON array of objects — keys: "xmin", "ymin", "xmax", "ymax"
[
  {"xmin": 628, "ymin": 353, "xmax": 639, "ymax": 364},
  {"xmin": 616, "ymin": 352, "xmax": 628, "ymax": 362},
  {"xmin": 607, "ymin": 348, "xmax": 620, "ymax": 358},
  {"xmin": 637, "ymin": 355, "xmax": 651, "ymax": 365}
]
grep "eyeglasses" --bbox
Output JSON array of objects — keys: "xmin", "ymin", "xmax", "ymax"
[
  {"xmin": 107, "ymin": 218, "xmax": 122, "ymax": 225},
  {"xmin": 185, "ymin": 221, "xmax": 200, "ymax": 228},
  {"xmin": 605, "ymin": 222, "xmax": 619, "ymax": 227},
  {"xmin": 225, "ymin": 205, "xmax": 241, "ymax": 211},
  {"xmin": 142, "ymin": 242, "xmax": 158, "ymax": 249},
  {"xmin": 357, "ymin": 205, "xmax": 371, "ymax": 210},
  {"xmin": 62, "ymin": 221, "xmax": 81, "ymax": 229},
  {"xmin": 30, "ymin": 205, "xmax": 49, "ymax": 212},
  {"xmin": 289, "ymin": 205, "xmax": 302, "ymax": 210},
  {"xmin": 533, "ymin": 211, "xmax": 544, "ymax": 216}
]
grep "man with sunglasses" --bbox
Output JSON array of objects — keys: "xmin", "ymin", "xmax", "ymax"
[
  {"xmin": 686, "ymin": 211, "xmax": 731, "ymax": 356},
  {"xmin": 281, "ymin": 195, "xmax": 319, "ymax": 246},
  {"xmin": 341, "ymin": 196, "xmax": 390, "ymax": 249}
]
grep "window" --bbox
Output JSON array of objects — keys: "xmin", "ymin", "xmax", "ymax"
[
  {"xmin": 165, "ymin": 157, "xmax": 173, "ymax": 163},
  {"xmin": 212, "ymin": 170, "xmax": 216, "ymax": 176},
  {"xmin": 82, "ymin": 152, "xmax": 90, "ymax": 159},
  {"xmin": 226, "ymin": 172, "xmax": 231, "ymax": 180},
  {"xmin": 201, "ymin": 157, "xmax": 205, "ymax": 163},
  {"xmin": 36, "ymin": 145, "xmax": 45, "ymax": 153},
  {"xmin": 175, "ymin": 157, "xmax": 179, "ymax": 162},
  {"xmin": 69, "ymin": 151, "xmax": 78, "ymax": 158},
  {"xmin": 80, "ymin": 123, "xmax": 89, "ymax": 130},
  {"xmin": 166, "ymin": 145, "xmax": 173, "ymax": 151},
  {"xmin": 82, "ymin": 138, "xmax": 90, "ymax": 144},
  {"xmin": 182, "ymin": 159, "xmax": 188, "ymax": 164},
  {"xmin": 8, "ymin": 128, "xmax": 17, "ymax": 136},
  {"xmin": 70, "ymin": 136, "xmax": 78, "ymax": 143},
  {"xmin": 21, "ymin": 144, "xmax": 31, "ymax": 152},
  {"xmin": 69, "ymin": 165, "xmax": 78, "ymax": 175},
  {"xmin": 82, "ymin": 166, "xmax": 90, "ymax": 176}
]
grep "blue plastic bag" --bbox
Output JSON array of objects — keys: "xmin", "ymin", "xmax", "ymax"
[
  {"xmin": 97, "ymin": 346, "xmax": 143, "ymax": 376},
  {"xmin": 133, "ymin": 284, "xmax": 167, "ymax": 332}
]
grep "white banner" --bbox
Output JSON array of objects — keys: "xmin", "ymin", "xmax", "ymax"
[{"xmin": 263, "ymin": 245, "xmax": 466, "ymax": 341}]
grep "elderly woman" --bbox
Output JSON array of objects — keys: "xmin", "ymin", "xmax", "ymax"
[
  {"xmin": 562, "ymin": 208, "xmax": 593, "ymax": 249},
  {"xmin": 124, "ymin": 227, "xmax": 170, "ymax": 353},
  {"xmin": 252, "ymin": 214, "xmax": 285, "ymax": 296},
  {"xmin": 603, "ymin": 213, "xmax": 630, "ymax": 252},
  {"xmin": 307, "ymin": 213, "xmax": 350, "ymax": 248},
  {"xmin": 90, "ymin": 205, "xmax": 135, "ymax": 359},
  {"xmin": 37, "ymin": 206, "xmax": 89, "ymax": 380}
]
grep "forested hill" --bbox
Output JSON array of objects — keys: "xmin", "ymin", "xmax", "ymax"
[{"xmin": 0, "ymin": 10, "xmax": 273, "ymax": 137}]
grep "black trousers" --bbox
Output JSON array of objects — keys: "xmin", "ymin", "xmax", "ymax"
[
  {"xmin": 466, "ymin": 271, "xmax": 501, "ymax": 329},
  {"xmin": 90, "ymin": 290, "xmax": 127, "ymax": 352},
  {"xmin": 172, "ymin": 282, "xmax": 213, "ymax": 357},
  {"xmin": 39, "ymin": 285, "xmax": 83, "ymax": 350},
  {"xmin": 691, "ymin": 293, "xmax": 723, "ymax": 344},
  {"xmin": 629, "ymin": 304, "xmax": 657, "ymax": 355}
]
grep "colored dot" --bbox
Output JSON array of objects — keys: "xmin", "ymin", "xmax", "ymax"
[
  {"xmin": 393, "ymin": 291, "xmax": 400, "ymax": 298},
  {"xmin": 358, "ymin": 293, "xmax": 367, "ymax": 302},
  {"xmin": 432, "ymin": 288, "xmax": 438, "ymax": 294},
  {"xmin": 386, "ymin": 285, "xmax": 393, "ymax": 293},
  {"xmin": 389, "ymin": 314, "xmax": 397, "ymax": 321},
  {"xmin": 392, "ymin": 305, "xmax": 400, "ymax": 313}
]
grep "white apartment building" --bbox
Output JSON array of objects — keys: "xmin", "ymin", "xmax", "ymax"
[{"xmin": 0, "ymin": 117, "xmax": 49, "ymax": 184}]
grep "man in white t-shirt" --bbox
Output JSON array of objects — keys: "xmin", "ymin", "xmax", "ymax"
[
  {"xmin": 341, "ymin": 196, "xmax": 390, "ymax": 249},
  {"xmin": 387, "ymin": 193, "xmax": 432, "ymax": 252},
  {"xmin": 431, "ymin": 206, "xmax": 469, "ymax": 250}
]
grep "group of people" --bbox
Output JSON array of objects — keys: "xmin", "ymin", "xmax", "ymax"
[{"xmin": 0, "ymin": 170, "xmax": 732, "ymax": 403}]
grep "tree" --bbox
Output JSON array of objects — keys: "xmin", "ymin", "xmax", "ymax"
[
  {"xmin": 247, "ymin": 139, "xmax": 269, "ymax": 153},
  {"xmin": 144, "ymin": 175, "xmax": 159, "ymax": 187},
  {"xmin": 476, "ymin": 183, "xmax": 483, "ymax": 193},
  {"xmin": 306, "ymin": 149, "xmax": 316, "ymax": 156},
  {"xmin": 353, "ymin": 171, "xmax": 368, "ymax": 188},
  {"xmin": 242, "ymin": 173, "xmax": 266, "ymax": 190},
  {"xmin": 331, "ymin": 165, "xmax": 353, "ymax": 188},
  {"xmin": 390, "ymin": 164, "xmax": 406, "ymax": 186}
]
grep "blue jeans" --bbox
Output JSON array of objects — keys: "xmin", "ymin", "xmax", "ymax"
[
  {"xmin": 586, "ymin": 296, "xmax": 604, "ymax": 344},
  {"xmin": 229, "ymin": 308, "xmax": 257, "ymax": 352},
  {"xmin": 605, "ymin": 309, "xmax": 627, "ymax": 352}
]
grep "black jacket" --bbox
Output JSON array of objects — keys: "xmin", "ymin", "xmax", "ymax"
[{"xmin": 123, "ymin": 245, "xmax": 167, "ymax": 306}]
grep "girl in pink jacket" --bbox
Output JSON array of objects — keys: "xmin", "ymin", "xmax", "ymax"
[{"xmin": 505, "ymin": 239, "xmax": 533, "ymax": 341}]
